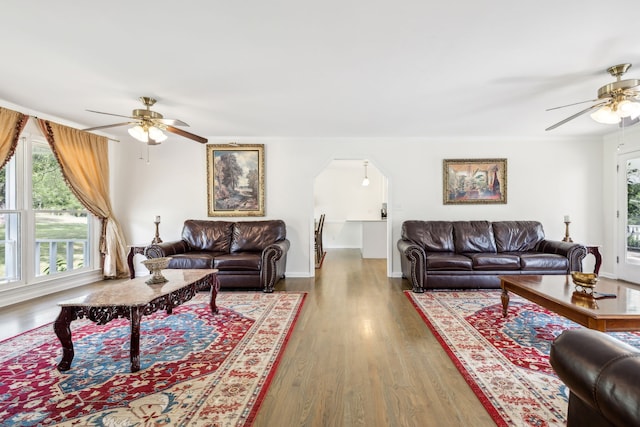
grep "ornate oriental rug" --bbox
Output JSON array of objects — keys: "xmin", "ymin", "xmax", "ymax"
[
  {"xmin": 405, "ymin": 290, "xmax": 640, "ymax": 427},
  {"xmin": 0, "ymin": 291, "xmax": 306, "ymax": 426}
]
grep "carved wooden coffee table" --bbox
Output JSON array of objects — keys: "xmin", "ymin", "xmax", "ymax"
[
  {"xmin": 54, "ymin": 269, "xmax": 219, "ymax": 373},
  {"xmin": 500, "ymin": 274, "xmax": 640, "ymax": 332}
]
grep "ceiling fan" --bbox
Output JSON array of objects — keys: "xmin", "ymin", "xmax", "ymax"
[
  {"xmin": 545, "ymin": 63, "xmax": 640, "ymax": 131},
  {"xmin": 84, "ymin": 96, "xmax": 208, "ymax": 144}
]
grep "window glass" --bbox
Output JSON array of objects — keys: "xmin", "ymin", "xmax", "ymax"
[{"xmin": 32, "ymin": 144, "xmax": 91, "ymax": 276}]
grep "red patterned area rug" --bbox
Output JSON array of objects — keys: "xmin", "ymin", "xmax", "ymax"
[
  {"xmin": 0, "ymin": 291, "xmax": 306, "ymax": 426},
  {"xmin": 405, "ymin": 290, "xmax": 640, "ymax": 427}
]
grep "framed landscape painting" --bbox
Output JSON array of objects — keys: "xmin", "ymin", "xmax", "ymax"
[
  {"xmin": 443, "ymin": 158, "xmax": 507, "ymax": 205},
  {"xmin": 207, "ymin": 144, "xmax": 265, "ymax": 216}
]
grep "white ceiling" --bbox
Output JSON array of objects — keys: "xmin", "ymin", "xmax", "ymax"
[{"xmin": 2, "ymin": 1, "xmax": 640, "ymax": 142}]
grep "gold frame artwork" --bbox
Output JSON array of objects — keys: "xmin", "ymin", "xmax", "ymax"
[
  {"xmin": 207, "ymin": 144, "xmax": 265, "ymax": 216},
  {"xmin": 443, "ymin": 158, "xmax": 507, "ymax": 205}
]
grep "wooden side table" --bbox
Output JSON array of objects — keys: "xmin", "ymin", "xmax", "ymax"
[
  {"xmin": 585, "ymin": 245, "xmax": 602, "ymax": 275},
  {"xmin": 127, "ymin": 245, "xmax": 147, "ymax": 279}
]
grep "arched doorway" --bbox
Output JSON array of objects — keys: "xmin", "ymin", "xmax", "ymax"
[{"xmin": 312, "ymin": 158, "xmax": 390, "ymax": 275}]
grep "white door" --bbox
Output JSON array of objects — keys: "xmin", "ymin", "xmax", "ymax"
[{"xmin": 618, "ymin": 151, "xmax": 640, "ymax": 283}]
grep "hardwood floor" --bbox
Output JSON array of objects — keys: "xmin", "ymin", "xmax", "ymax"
[{"xmin": 0, "ymin": 249, "xmax": 495, "ymax": 426}]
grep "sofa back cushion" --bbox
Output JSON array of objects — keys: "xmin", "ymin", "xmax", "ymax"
[
  {"xmin": 453, "ymin": 221, "xmax": 496, "ymax": 253},
  {"xmin": 400, "ymin": 220, "xmax": 454, "ymax": 252},
  {"xmin": 231, "ymin": 220, "xmax": 287, "ymax": 253},
  {"xmin": 182, "ymin": 220, "xmax": 234, "ymax": 252},
  {"xmin": 492, "ymin": 221, "xmax": 545, "ymax": 252}
]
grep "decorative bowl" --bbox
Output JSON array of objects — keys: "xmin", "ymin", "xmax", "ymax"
[
  {"xmin": 571, "ymin": 271, "xmax": 598, "ymax": 287},
  {"xmin": 141, "ymin": 257, "xmax": 172, "ymax": 285}
]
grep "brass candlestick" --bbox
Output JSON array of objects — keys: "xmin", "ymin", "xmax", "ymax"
[
  {"xmin": 152, "ymin": 218, "xmax": 163, "ymax": 244},
  {"xmin": 562, "ymin": 221, "xmax": 573, "ymax": 242}
]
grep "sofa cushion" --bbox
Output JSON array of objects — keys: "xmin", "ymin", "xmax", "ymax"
[
  {"xmin": 518, "ymin": 252, "xmax": 568, "ymax": 271},
  {"xmin": 230, "ymin": 220, "xmax": 287, "ymax": 253},
  {"xmin": 467, "ymin": 253, "xmax": 520, "ymax": 270},
  {"xmin": 182, "ymin": 219, "xmax": 234, "ymax": 252},
  {"xmin": 493, "ymin": 221, "xmax": 545, "ymax": 252},
  {"xmin": 214, "ymin": 253, "xmax": 261, "ymax": 271},
  {"xmin": 453, "ymin": 221, "xmax": 496, "ymax": 253},
  {"xmin": 425, "ymin": 252, "xmax": 473, "ymax": 270},
  {"xmin": 168, "ymin": 252, "xmax": 216, "ymax": 269},
  {"xmin": 401, "ymin": 221, "xmax": 455, "ymax": 252}
]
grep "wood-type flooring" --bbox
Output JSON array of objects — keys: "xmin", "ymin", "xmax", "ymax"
[{"xmin": 0, "ymin": 249, "xmax": 496, "ymax": 427}]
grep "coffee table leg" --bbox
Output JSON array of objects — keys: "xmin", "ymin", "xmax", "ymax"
[
  {"xmin": 130, "ymin": 306, "xmax": 142, "ymax": 372},
  {"xmin": 54, "ymin": 307, "xmax": 75, "ymax": 371},
  {"xmin": 501, "ymin": 288, "xmax": 510, "ymax": 317},
  {"xmin": 210, "ymin": 274, "xmax": 220, "ymax": 314}
]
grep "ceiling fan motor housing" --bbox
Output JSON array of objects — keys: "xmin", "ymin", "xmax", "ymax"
[
  {"xmin": 132, "ymin": 108, "xmax": 163, "ymax": 120},
  {"xmin": 597, "ymin": 79, "xmax": 640, "ymax": 100}
]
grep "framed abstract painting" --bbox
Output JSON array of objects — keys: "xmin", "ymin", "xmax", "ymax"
[
  {"xmin": 443, "ymin": 158, "xmax": 507, "ymax": 204},
  {"xmin": 206, "ymin": 144, "xmax": 265, "ymax": 216}
]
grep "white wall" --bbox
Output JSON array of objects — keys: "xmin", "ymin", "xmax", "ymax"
[{"xmin": 112, "ymin": 135, "xmax": 606, "ymax": 278}]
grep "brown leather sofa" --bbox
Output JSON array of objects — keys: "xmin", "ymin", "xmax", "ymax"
[
  {"xmin": 550, "ymin": 328, "xmax": 640, "ymax": 427},
  {"xmin": 145, "ymin": 219, "xmax": 289, "ymax": 292},
  {"xmin": 397, "ymin": 220, "xmax": 586, "ymax": 292}
]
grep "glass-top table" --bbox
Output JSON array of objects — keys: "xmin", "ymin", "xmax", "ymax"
[{"xmin": 500, "ymin": 274, "xmax": 640, "ymax": 332}]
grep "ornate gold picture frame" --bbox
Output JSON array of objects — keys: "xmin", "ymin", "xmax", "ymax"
[
  {"xmin": 207, "ymin": 144, "xmax": 265, "ymax": 216},
  {"xmin": 443, "ymin": 158, "xmax": 507, "ymax": 204}
]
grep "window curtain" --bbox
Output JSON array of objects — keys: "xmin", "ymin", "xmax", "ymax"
[
  {"xmin": 0, "ymin": 107, "xmax": 29, "ymax": 169},
  {"xmin": 37, "ymin": 119, "xmax": 129, "ymax": 278}
]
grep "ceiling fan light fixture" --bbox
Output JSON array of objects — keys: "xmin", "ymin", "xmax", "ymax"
[
  {"xmin": 128, "ymin": 125, "xmax": 148, "ymax": 142},
  {"xmin": 618, "ymin": 99, "xmax": 640, "ymax": 118},
  {"xmin": 590, "ymin": 105, "xmax": 621, "ymax": 124},
  {"xmin": 148, "ymin": 126, "xmax": 167, "ymax": 142}
]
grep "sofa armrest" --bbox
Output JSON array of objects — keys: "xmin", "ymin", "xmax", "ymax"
[
  {"xmin": 550, "ymin": 328, "xmax": 640, "ymax": 427},
  {"xmin": 260, "ymin": 239, "xmax": 290, "ymax": 293},
  {"xmin": 536, "ymin": 240, "xmax": 587, "ymax": 272},
  {"xmin": 397, "ymin": 239, "xmax": 426, "ymax": 293},
  {"xmin": 145, "ymin": 240, "xmax": 190, "ymax": 258}
]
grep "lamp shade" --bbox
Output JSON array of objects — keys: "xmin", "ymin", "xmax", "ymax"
[
  {"xmin": 590, "ymin": 106, "xmax": 621, "ymax": 124},
  {"xmin": 618, "ymin": 100, "xmax": 640, "ymax": 119},
  {"xmin": 148, "ymin": 126, "xmax": 168, "ymax": 142},
  {"xmin": 128, "ymin": 125, "xmax": 148, "ymax": 142}
]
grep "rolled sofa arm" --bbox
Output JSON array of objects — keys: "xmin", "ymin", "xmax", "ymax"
[
  {"xmin": 550, "ymin": 328, "xmax": 640, "ymax": 427},
  {"xmin": 260, "ymin": 239, "xmax": 290, "ymax": 293},
  {"xmin": 397, "ymin": 239, "xmax": 426, "ymax": 293},
  {"xmin": 536, "ymin": 240, "xmax": 587, "ymax": 272},
  {"xmin": 145, "ymin": 240, "xmax": 189, "ymax": 258}
]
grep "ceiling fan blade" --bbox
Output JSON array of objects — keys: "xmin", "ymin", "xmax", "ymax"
[
  {"xmin": 86, "ymin": 109, "xmax": 136, "ymax": 120},
  {"xmin": 165, "ymin": 125, "xmax": 208, "ymax": 144},
  {"xmin": 545, "ymin": 101, "xmax": 609, "ymax": 131},
  {"xmin": 155, "ymin": 118, "xmax": 189, "ymax": 127},
  {"xmin": 546, "ymin": 99, "xmax": 600, "ymax": 111},
  {"xmin": 84, "ymin": 122, "xmax": 134, "ymax": 131}
]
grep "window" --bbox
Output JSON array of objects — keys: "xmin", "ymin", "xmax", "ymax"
[{"xmin": 0, "ymin": 134, "xmax": 95, "ymax": 285}]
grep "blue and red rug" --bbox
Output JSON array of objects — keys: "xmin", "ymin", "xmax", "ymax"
[
  {"xmin": 406, "ymin": 290, "xmax": 640, "ymax": 427},
  {"xmin": 0, "ymin": 291, "xmax": 306, "ymax": 426}
]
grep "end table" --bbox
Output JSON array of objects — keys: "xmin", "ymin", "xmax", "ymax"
[{"xmin": 127, "ymin": 245, "xmax": 147, "ymax": 279}]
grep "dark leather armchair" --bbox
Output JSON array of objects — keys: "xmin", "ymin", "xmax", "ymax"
[
  {"xmin": 550, "ymin": 328, "xmax": 640, "ymax": 427},
  {"xmin": 145, "ymin": 219, "xmax": 289, "ymax": 292}
]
